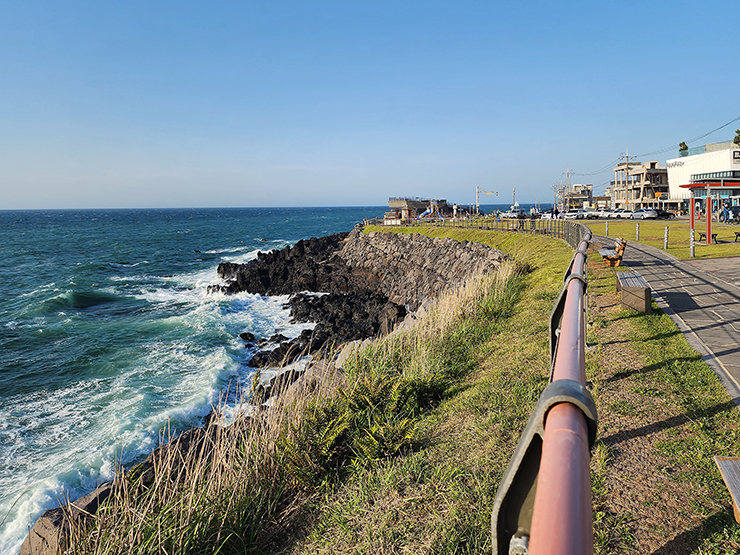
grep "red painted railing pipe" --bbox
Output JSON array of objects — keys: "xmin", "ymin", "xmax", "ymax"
[
  {"xmin": 528, "ymin": 403, "xmax": 592, "ymax": 554},
  {"xmin": 529, "ymin": 243, "xmax": 593, "ymax": 555}
]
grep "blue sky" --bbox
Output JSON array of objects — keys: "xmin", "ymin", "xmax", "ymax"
[{"xmin": 1, "ymin": 0, "xmax": 737, "ymax": 209}]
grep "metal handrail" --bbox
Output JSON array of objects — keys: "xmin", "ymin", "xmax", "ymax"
[
  {"xmin": 383, "ymin": 216, "xmax": 589, "ymax": 245},
  {"xmin": 529, "ymin": 233, "xmax": 592, "ymax": 555},
  {"xmin": 491, "ymin": 226, "xmax": 595, "ymax": 555}
]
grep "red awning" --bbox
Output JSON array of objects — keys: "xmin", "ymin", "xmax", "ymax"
[{"xmin": 680, "ymin": 181, "xmax": 740, "ymax": 189}]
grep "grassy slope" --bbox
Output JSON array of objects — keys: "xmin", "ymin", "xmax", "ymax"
[
  {"xmin": 292, "ymin": 225, "xmax": 740, "ymax": 555},
  {"xmin": 288, "ymin": 226, "xmax": 578, "ymax": 554}
]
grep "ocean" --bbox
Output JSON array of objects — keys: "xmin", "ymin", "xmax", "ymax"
[{"xmin": 0, "ymin": 206, "xmax": 385, "ymax": 554}]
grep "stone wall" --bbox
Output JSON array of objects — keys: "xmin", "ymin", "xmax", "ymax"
[{"xmin": 340, "ymin": 230, "xmax": 506, "ymax": 310}]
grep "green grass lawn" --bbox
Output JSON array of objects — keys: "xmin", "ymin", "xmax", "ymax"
[{"xmin": 589, "ymin": 219, "xmax": 740, "ymax": 259}]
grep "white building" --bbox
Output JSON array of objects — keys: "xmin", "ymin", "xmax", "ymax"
[{"xmin": 666, "ymin": 141, "xmax": 740, "ymax": 206}]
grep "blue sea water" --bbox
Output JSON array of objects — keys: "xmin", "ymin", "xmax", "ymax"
[{"xmin": 0, "ymin": 207, "xmax": 384, "ymax": 553}]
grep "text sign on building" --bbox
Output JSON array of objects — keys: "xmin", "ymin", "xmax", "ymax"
[{"xmin": 734, "ymin": 151, "xmax": 740, "ymax": 165}]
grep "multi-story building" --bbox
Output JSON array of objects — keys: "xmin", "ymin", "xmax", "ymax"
[
  {"xmin": 564, "ymin": 183, "xmax": 593, "ymax": 209},
  {"xmin": 666, "ymin": 141, "xmax": 740, "ymax": 209},
  {"xmin": 592, "ymin": 195, "xmax": 612, "ymax": 210},
  {"xmin": 611, "ymin": 161, "xmax": 670, "ymax": 210}
]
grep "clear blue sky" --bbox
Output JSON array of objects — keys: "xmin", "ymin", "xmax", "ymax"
[{"xmin": 1, "ymin": 0, "xmax": 737, "ymax": 209}]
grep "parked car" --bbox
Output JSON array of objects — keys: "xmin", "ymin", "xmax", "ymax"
[
  {"xmin": 596, "ymin": 208, "xmax": 611, "ymax": 219},
  {"xmin": 655, "ymin": 209, "xmax": 676, "ymax": 219},
  {"xmin": 617, "ymin": 209, "xmax": 634, "ymax": 219},
  {"xmin": 607, "ymin": 209, "xmax": 624, "ymax": 218},
  {"xmin": 631, "ymin": 209, "xmax": 657, "ymax": 220},
  {"xmin": 501, "ymin": 208, "xmax": 526, "ymax": 219},
  {"xmin": 562, "ymin": 209, "xmax": 585, "ymax": 220}
]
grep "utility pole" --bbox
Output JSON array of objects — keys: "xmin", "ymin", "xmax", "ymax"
[
  {"xmin": 563, "ymin": 166, "xmax": 575, "ymax": 209},
  {"xmin": 476, "ymin": 186, "xmax": 498, "ymax": 214},
  {"xmin": 620, "ymin": 148, "xmax": 637, "ymax": 209}
]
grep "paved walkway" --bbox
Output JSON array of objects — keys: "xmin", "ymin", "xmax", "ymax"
[{"xmin": 594, "ymin": 235, "xmax": 740, "ymax": 400}]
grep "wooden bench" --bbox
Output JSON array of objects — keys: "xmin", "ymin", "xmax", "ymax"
[
  {"xmin": 698, "ymin": 232, "xmax": 718, "ymax": 243},
  {"xmin": 599, "ymin": 238, "xmax": 627, "ymax": 267},
  {"xmin": 715, "ymin": 456, "xmax": 740, "ymax": 522},
  {"xmin": 734, "ymin": 232, "xmax": 740, "ymax": 242},
  {"xmin": 616, "ymin": 270, "xmax": 651, "ymax": 313}
]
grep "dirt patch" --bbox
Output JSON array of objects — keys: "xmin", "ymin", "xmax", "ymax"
[{"xmin": 588, "ymin": 265, "xmax": 712, "ymax": 554}]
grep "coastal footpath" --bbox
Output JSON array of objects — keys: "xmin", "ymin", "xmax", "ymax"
[{"xmin": 21, "ymin": 226, "xmax": 507, "ymax": 555}]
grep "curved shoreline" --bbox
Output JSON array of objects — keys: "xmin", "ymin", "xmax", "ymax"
[{"xmin": 20, "ymin": 226, "xmax": 508, "ymax": 555}]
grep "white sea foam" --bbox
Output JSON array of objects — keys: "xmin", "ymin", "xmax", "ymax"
[
  {"xmin": 202, "ymin": 245, "xmax": 255, "ymax": 255},
  {"xmin": 107, "ymin": 274, "xmax": 158, "ymax": 283},
  {"xmin": 0, "ymin": 230, "xmax": 342, "ymax": 552},
  {"xmin": 0, "ymin": 338, "xmax": 238, "ymax": 553}
]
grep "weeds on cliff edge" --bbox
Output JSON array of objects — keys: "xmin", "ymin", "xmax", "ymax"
[{"xmin": 67, "ymin": 252, "xmax": 523, "ymax": 555}]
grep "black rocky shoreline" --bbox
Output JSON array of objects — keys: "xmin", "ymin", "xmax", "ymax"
[
  {"xmin": 211, "ymin": 228, "xmax": 407, "ymax": 373},
  {"xmin": 20, "ymin": 225, "xmax": 509, "ymax": 555}
]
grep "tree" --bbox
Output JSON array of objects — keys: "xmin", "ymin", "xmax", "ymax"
[
  {"xmin": 679, "ymin": 141, "xmax": 688, "ymax": 153},
  {"xmin": 734, "ymin": 130, "xmax": 740, "ymax": 146}
]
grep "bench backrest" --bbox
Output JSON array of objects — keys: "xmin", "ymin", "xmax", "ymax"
[{"xmin": 614, "ymin": 238, "xmax": 627, "ymax": 255}]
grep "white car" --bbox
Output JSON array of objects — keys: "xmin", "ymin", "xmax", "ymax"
[
  {"xmin": 562, "ymin": 209, "xmax": 583, "ymax": 220},
  {"xmin": 563, "ymin": 209, "xmax": 595, "ymax": 220}
]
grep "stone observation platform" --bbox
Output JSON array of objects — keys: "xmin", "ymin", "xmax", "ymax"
[{"xmin": 594, "ymin": 234, "xmax": 740, "ymax": 400}]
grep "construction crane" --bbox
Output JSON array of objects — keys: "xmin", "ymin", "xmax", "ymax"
[{"xmin": 476, "ymin": 187, "xmax": 499, "ymax": 214}]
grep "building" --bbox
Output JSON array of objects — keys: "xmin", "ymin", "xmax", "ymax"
[
  {"xmin": 611, "ymin": 160, "xmax": 670, "ymax": 210},
  {"xmin": 666, "ymin": 141, "xmax": 740, "ymax": 209},
  {"xmin": 564, "ymin": 183, "xmax": 593, "ymax": 209},
  {"xmin": 384, "ymin": 197, "xmax": 460, "ymax": 224},
  {"xmin": 592, "ymin": 195, "xmax": 612, "ymax": 210}
]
